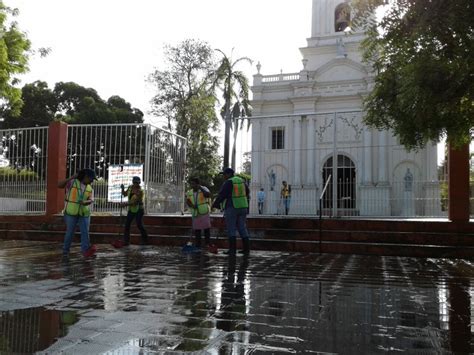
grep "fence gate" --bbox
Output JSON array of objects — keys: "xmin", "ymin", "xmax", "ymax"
[
  {"xmin": 67, "ymin": 124, "xmax": 186, "ymax": 215},
  {"xmin": 0, "ymin": 127, "xmax": 48, "ymax": 214},
  {"xmin": 314, "ymin": 111, "xmax": 363, "ymax": 217}
]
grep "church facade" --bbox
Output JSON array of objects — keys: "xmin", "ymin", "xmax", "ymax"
[{"xmin": 250, "ymin": 0, "xmax": 441, "ymax": 217}]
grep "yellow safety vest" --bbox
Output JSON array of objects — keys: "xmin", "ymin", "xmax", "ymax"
[
  {"xmin": 281, "ymin": 186, "xmax": 291, "ymax": 198},
  {"xmin": 127, "ymin": 186, "xmax": 144, "ymax": 213},
  {"xmin": 186, "ymin": 189, "xmax": 210, "ymax": 217},
  {"xmin": 64, "ymin": 179, "xmax": 93, "ymax": 217},
  {"xmin": 230, "ymin": 176, "xmax": 248, "ymax": 209}
]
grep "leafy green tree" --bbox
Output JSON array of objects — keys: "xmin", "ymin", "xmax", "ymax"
[
  {"xmin": 1, "ymin": 80, "xmax": 145, "ymax": 180},
  {"xmin": 0, "ymin": 1, "xmax": 31, "ymax": 117},
  {"xmin": 149, "ymin": 39, "xmax": 221, "ymax": 186},
  {"xmin": 353, "ymin": 0, "xmax": 474, "ymax": 149},
  {"xmin": 185, "ymin": 92, "xmax": 221, "ymax": 185},
  {"xmin": 150, "ymin": 39, "xmax": 215, "ymax": 133},
  {"xmin": 213, "ymin": 50, "xmax": 252, "ymax": 169},
  {"xmin": 2, "ymin": 81, "xmax": 144, "ymax": 127},
  {"xmin": 241, "ymin": 151, "xmax": 251, "ymax": 175},
  {"xmin": 3, "ymin": 81, "xmax": 56, "ymax": 127}
]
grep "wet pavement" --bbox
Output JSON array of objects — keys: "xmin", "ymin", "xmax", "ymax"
[{"xmin": 0, "ymin": 240, "xmax": 473, "ymax": 354}]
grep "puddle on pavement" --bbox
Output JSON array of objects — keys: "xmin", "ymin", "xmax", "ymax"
[
  {"xmin": 2, "ymin": 243, "xmax": 474, "ymax": 353},
  {"xmin": 0, "ymin": 307, "xmax": 79, "ymax": 353}
]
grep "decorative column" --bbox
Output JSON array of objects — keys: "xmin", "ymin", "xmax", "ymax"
[
  {"xmin": 293, "ymin": 117, "xmax": 302, "ymax": 185},
  {"xmin": 251, "ymin": 119, "xmax": 261, "ymax": 185},
  {"xmin": 424, "ymin": 142, "xmax": 442, "ymax": 215},
  {"xmin": 377, "ymin": 130, "xmax": 391, "ymax": 216},
  {"xmin": 378, "ymin": 130, "xmax": 387, "ymax": 183},
  {"xmin": 362, "ymin": 128, "xmax": 372, "ymax": 184},
  {"xmin": 306, "ymin": 116, "xmax": 315, "ymax": 185},
  {"xmin": 427, "ymin": 142, "xmax": 438, "ymax": 181},
  {"xmin": 46, "ymin": 121, "xmax": 68, "ymax": 216}
]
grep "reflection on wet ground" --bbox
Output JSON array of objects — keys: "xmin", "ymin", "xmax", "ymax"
[{"xmin": 0, "ymin": 240, "xmax": 473, "ymax": 354}]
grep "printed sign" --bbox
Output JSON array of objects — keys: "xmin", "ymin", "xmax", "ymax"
[{"xmin": 107, "ymin": 164, "xmax": 143, "ymax": 202}]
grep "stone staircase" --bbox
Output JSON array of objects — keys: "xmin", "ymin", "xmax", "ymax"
[{"xmin": 1, "ymin": 215, "xmax": 474, "ymax": 258}]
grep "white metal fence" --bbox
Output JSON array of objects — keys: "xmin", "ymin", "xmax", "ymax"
[
  {"xmin": 0, "ymin": 127, "xmax": 48, "ymax": 214},
  {"xmin": 67, "ymin": 124, "xmax": 186, "ymax": 215},
  {"xmin": 249, "ymin": 111, "xmax": 450, "ymax": 218},
  {"xmin": 0, "ymin": 119, "xmax": 471, "ymax": 219}
]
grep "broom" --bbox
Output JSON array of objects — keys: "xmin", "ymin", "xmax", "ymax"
[
  {"xmin": 181, "ymin": 197, "xmax": 200, "ymax": 253},
  {"xmin": 207, "ymin": 221, "xmax": 218, "ymax": 254},
  {"xmin": 112, "ymin": 168, "xmax": 126, "ymax": 248}
]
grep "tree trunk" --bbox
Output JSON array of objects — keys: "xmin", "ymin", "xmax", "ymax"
[
  {"xmin": 231, "ymin": 117, "xmax": 238, "ymax": 170},
  {"xmin": 223, "ymin": 114, "xmax": 231, "ymax": 169}
]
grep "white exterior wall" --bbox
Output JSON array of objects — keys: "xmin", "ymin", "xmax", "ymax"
[{"xmin": 250, "ymin": 0, "xmax": 440, "ymax": 217}]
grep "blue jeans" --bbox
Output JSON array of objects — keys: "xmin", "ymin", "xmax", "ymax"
[
  {"xmin": 224, "ymin": 207, "xmax": 250, "ymax": 240},
  {"xmin": 283, "ymin": 198, "xmax": 291, "ymax": 215},
  {"xmin": 124, "ymin": 209, "xmax": 148, "ymax": 244},
  {"xmin": 63, "ymin": 214, "xmax": 91, "ymax": 254}
]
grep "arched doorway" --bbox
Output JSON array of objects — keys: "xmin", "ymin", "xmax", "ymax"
[{"xmin": 322, "ymin": 155, "xmax": 356, "ymax": 210}]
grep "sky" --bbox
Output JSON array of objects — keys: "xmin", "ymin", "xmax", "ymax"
[
  {"xmin": 2, "ymin": 0, "xmax": 450, "ymax": 166},
  {"xmin": 5, "ymin": 0, "xmax": 313, "ymax": 164}
]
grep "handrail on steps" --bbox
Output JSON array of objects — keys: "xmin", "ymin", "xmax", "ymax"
[{"xmin": 319, "ymin": 174, "xmax": 332, "ymax": 254}]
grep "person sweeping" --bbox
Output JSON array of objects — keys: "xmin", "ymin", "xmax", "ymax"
[
  {"xmin": 186, "ymin": 177, "xmax": 212, "ymax": 249},
  {"xmin": 113, "ymin": 176, "xmax": 148, "ymax": 247},
  {"xmin": 58, "ymin": 168, "xmax": 97, "ymax": 258},
  {"xmin": 212, "ymin": 168, "xmax": 250, "ymax": 255}
]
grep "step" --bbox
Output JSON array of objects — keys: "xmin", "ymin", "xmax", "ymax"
[{"xmin": 3, "ymin": 229, "xmax": 474, "ymax": 258}]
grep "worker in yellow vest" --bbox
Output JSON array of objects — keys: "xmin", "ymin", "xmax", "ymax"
[
  {"xmin": 280, "ymin": 181, "xmax": 292, "ymax": 215},
  {"xmin": 212, "ymin": 168, "xmax": 250, "ymax": 255},
  {"xmin": 119, "ymin": 176, "xmax": 148, "ymax": 246},
  {"xmin": 186, "ymin": 177, "xmax": 211, "ymax": 247},
  {"xmin": 58, "ymin": 168, "xmax": 97, "ymax": 258}
]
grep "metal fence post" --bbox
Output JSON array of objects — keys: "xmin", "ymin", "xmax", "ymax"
[
  {"xmin": 448, "ymin": 143, "xmax": 470, "ymax": 222},
  {"xmin": 144, "ymin": 124, "xmax": 151, "ymax": 214}
]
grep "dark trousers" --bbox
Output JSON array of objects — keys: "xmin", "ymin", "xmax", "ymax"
[
  {"xmin": 258, "ymin": 202, "xmax": 264, "ymax": 214},
  {"xmin": 194, "ymin": 228, "xmax": 210, "ymax": 247},
  {"xmin": 124, "ymin": 209, "xmax": 148, "ymax": 244}
]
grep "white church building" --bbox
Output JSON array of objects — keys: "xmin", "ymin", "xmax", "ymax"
[{"xmin": 250, "ymin": 0, "xmax": 441, "ymax": 217}]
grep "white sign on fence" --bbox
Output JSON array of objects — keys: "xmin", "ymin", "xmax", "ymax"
[{"xmin": 107, "ymin": 164, "xmax": 143, "ymax": 203}]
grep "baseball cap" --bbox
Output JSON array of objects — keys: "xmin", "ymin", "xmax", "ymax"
[
  {"xmin": 219, "ymin": 167, "xmax": 234, "ymax": 175},
  {"xmin": 83, "ymin": 169, "xmax": 97, "ymax": 181}
]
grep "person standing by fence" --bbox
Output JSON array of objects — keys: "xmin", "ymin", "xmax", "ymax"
[
  {"xmin": 212, "ymin": 168, "xmax": 250, "ymax": 255},
  {"xmin": 58, "ymin": 169, "xmax": 97, "ymax": 258},
  {"xmin": 280, "ymin": 181, "xmax": 291, "ymax": 215},
  {"xmin": 186, "ymin": 177, "xmax": 212, "ymax": 248},
  {"xmin": 120, "ymin": 176, "xmax": 148, "ymax": 246},
  {"xmin": 257, "ymin": 188, "xmax": 265, "ymax": 215}
]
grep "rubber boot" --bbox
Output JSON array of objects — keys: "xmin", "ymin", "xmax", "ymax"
[
  {"xmin": 195, "ymin": 233, "xmax": 202, "ymax": 248},
  {"xmin": 239, "ymin": 238, "xmax": 250, "ymax": 255},
  {"xmin": 204, "ymin": 229, "xmax": 211, "ymax": 246},
  {"xmin": 224, "ymin": 238, "xmax": 236, "ymax": 255}
]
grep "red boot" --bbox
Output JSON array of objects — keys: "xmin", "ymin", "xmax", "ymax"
[
  {"xmin": 111, "ymin": 240, "xmax": 124, "ymax": 249},
  {"xmin": 83, "ymin": 244, "xmax": 97, "ymax": 257}
]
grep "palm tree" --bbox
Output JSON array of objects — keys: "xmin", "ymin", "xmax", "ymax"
[{"xmin": 213, "ymin": 49, "xmax": 252, "ymax": 170}]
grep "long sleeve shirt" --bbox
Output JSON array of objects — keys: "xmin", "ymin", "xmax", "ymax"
[{"xmin": 212, "ymin": 178, "xmax": 250, "ymax": 210}]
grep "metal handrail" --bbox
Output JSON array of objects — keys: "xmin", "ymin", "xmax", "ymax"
[{"xmin": 319, "ymin": 174, "xmax": 332, "ymax": 254}]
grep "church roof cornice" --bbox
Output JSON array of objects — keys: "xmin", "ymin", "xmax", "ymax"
[{"xmin": 313, "ymin": 57, "xmax": 368, "ymax": 79}]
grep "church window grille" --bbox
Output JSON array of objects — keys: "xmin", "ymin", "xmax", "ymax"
[{"xmin": 271, "ymin": 127, "xmax": 285, "ymax": 150}]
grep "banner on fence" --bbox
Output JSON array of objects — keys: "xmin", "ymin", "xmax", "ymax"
[{"xmin": 107, "ymin": 164, "xmax": 143, "ymax": 202}]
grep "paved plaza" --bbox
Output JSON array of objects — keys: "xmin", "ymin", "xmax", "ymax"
[{"xmin": 0, "ymin": 240, "xmax": 473, "ymax": 354}]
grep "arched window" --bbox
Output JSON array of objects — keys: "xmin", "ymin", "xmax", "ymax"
[{"xmin": 335, "ymin": 3, "xmax": 351, "ymax": 32}]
